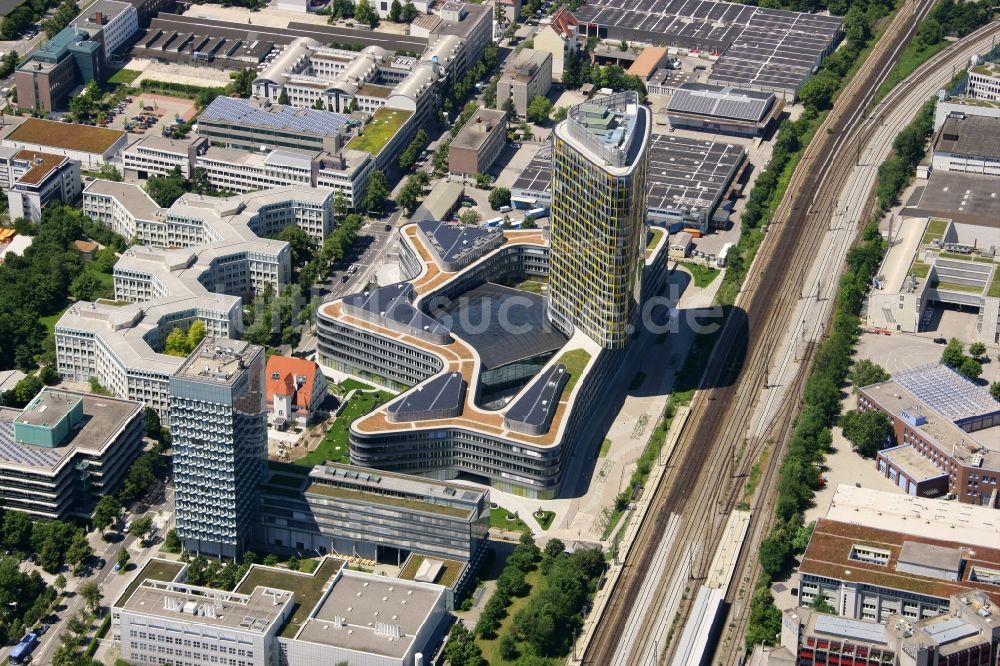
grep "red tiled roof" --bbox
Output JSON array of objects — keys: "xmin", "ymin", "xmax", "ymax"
[
  {"xmin": 265, "ymin": 356, "xmax": 321, "ymax": 412},
  {"xmin": 551, "ymin": 6, "xmax": 579, "ymax": 37}
]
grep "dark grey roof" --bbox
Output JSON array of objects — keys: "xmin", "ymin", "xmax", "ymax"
[
  {"xmin": 387, "ymin": 372, "xmax": 465, "ymax": 423},
  {"xmin": 904, "ymin": 171, "xmax": 1000, "ymax": 228},
  {"xmin": 147, "ymin": 14, "xmax": 427, "ymax": 51},
  {"xmin": 417, "ymin": 220, "xmax": 503, "ymax": 266},
  {"xmin": 343, "ymin": 283, "xmax": 451, "ymax": 339},
  {"xmin": 0, "ymin": 0, "xmax": 27, "ymax": 17},
  {"xmin": 646, "ymin": 134, "xmax": 745, "ymax": 218},
  {"xmin": 934, "ymin": 115, "xmax": 1000, "ymax": 161},
  {"xmin": 667, "ymin": 82, "xmax": 774, "ymax": 123},
  {"xmin": 573, "ymin": 0, "xmax": 842, "ymax": 93},
  {"xmin": 504, "ymin": 363, "xmax": 568, "ymax": 436},
  {"xmin": 511, "ymin": 139, "xmax": 552, "ymax": 197},
  {"xmin": 439, "ymin": 283, "xmax": 568, "ymax": 370},
  {"xmin": 511, "ymin": 132, "xmax": 745, "ymax": 218}
]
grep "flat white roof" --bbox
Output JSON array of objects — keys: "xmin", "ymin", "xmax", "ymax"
[{"xmin": 827, "ymin": 484, "xmax": 1000, "ymax": 551}]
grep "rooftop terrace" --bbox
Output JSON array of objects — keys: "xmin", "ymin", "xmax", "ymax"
[{"xmin": 346, "ymin": 108, "xmax": 413, "ymax": 156}]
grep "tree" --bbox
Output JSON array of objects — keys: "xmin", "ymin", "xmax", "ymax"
[
  {"xmin": 552, "ymin": 106, "xmax": 568, "ymax": 122},
  {"xmin": 164, "ymin": 327, "xmax": 188, "ymax": 357},
  {"xmin": 92, "ymin": 495, "xmax": 121, "ymax": 533},
  {"xmin": 526, "ymin": 95, "xmax": 553, "ymax": 123},
  {"xmin": 116, "ymin": 546, "xmax": 130, "ymax": 573},
  {"xmin": 228, "ymin": 68, "xmax": 255, "ymax": 97},
  {"xmin": 0, "ymin": 50, "xmax": 17, "ymax": 78},
  {"xmin": 917, "ymin": 16, "xmax": 942, "ymax": 45},
  {"xmin": 287, "ymin": 555, "xmax": 301, "ymax": 571},
  {"xmin": 758, "ymin": 535, "xmax": 790, "ymax": 577},
  {"xmin": 78, "ymin": 580, "xmax": 102, "ymax": 614},
  {"xmin": 128, "ymin": 516, "xmax": 154, "ymax": 544},
  {"xmin": 839, "ymin": 409, "xmax": 892, "ymax": 458},
  {"xmin": 388, "ymin": 0, "xmax": 401, "ymax": 21},
  {"xmin": 70, "ymin": 271, "xmax": 102, "ymax": 302},
  {"xmin": 363, "ymin": 169, "xmax": 389, "ymax": 214},
  {"xmin": 187, "ymin": 320, "xmax": 206, "ymax": 353},
  {"xmin": 401, "ymin": 0, "xmax": 418, "ymax": 21},
  {"xmin": 992, "ymin": 381, "xmax": 1000, "ymax": 401},
  {"xmin": 354, "ymin": 0, "xmax": 378, "ymax": 27},
  {"xmin": 443, "ymin": 623, "xmax": 484, "ymax": 666},
  {"xmin": 499, "ymin": 633, "xmax": 519, "ymax": 660},
  {"xmin": 960, "ymin": 355, "xmax": 983, "ymax": 380},
  {"xmin": 163, "ymin": 528, "xmax": 181, "ymax": 553},
  {"xmin": 38, "ymin": 365, "xmax": 59, "ymax": 386},
  {"xmin": 145, "ymin": 168, "xmax": 187, "ymax": 207},
  {"xmin": 941, "ymin": 337, "xmax": 965, "ymax": 368},
  {"xmin": 798, "ymin": 72, "xmax": 838, "ymax": 110},
  {"xmin": 277, "ymin": 225, "xmax": 316, "ymax": 267},
  {"xmin": 460, "ymin": 209, "xmax": 482, "ymax": 226},
  {"xmin": 1, "ymin": 511, "xmax": 32, "ymax": 552},
  {"xmin": 488, "ymin": 186, "xmax": 511, "ymax": 210},
  {"xmin": 810, "ymin": 593, "xmax": 835, "ymax": 614},
  {"xmin": 849, "ymin": 359, "xmax": 889, "ymax": 389},
  {"xmin": 263, "ymin": 554, "xmax": 280, "ymax": 566},
  {"xmin": 969, "ymin": 341, "xmax": 987, "ymax": 357},
  {"xmin": 396, "ymin": 176, "xmax": 422, "ymax": 215},
  {"xmin": 398, "ymin": 129, "xmax": 429, "ymax": 170},
  {"xmin": 278, "ymin": 88, "xmax": 290, "ymax": 105},
  {"xmin": 544, "ymin": 538, "xmax": 565, "ymax": 559}
]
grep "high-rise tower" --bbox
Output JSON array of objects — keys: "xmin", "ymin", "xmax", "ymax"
[
  {"xmin": 170, "ymin": 337, "xmax": 266, "ymax": 558},
  {"xmin": 548, "ymin": 91, "xmax": 651, "ymax": 349}
]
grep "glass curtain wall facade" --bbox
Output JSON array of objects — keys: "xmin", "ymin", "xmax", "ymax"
[
  {"xmin": 548, "ymin": 92, "xmax": 651, "ymax": 349},
  {"xmin": 170, "ymin": 339, "xmax": 267, "ymax": 559}
]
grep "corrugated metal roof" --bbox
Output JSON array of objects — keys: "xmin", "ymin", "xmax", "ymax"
[{"xmin": 667, "ymin": 82, "xmax": 774, "ymax": 123}]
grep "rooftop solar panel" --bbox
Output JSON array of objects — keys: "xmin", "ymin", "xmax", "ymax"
[
  {"xmin": 667, "ymin": 82, "xmax": 774, "ymax": 122},
  {"xmin": 893, "ymin": 363, "xmax": 1000, "ymax": 424},
  {"xmin": 199, "ymin": 97, "xmax": 350, "ymax": 136}
]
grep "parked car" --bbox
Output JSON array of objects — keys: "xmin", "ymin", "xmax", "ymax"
[
  {"xmin": 95, "ymin": 557, "xmax": 107, "ymax": 570},
  {"xmin": 933, "ymin": 337, "xmax": 947, "ymax": 344},
  {"xmin": 384, "ymin": 224, "xmax": 392, "ymax": 232}
]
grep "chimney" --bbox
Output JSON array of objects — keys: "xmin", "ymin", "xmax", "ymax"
[{"xmin": 94, "ymin": 11, "xmax": 104, "ymax": 24}]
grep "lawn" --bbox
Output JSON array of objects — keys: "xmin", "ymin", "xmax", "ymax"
[
  {"xmin": 533, "ymin": 510, "xmax": 555, "ymax": 530},
  {"xmin": 295, "ymin": 391, "xmax": 388, "ymax": 467},
  {"xmin": 599, "ymin": 438, "xmax": 612, "ymax": 457},
  {"xmin": 40, "ymin": 303, "xmax": 71, "ymax": 335},
  {"xmin": 116, "ymin": 559, "xmax": 185, "ymax": 606},
  {"xmin": 684, "ymin": 263, "xmax": 721, "ymax": 288},
  {"xmin": 909, "ymin": 261, "xmax": 930, "ymax": 278},
  {"xmin": 490, "ymin": 506, "xmax": 530, "ymax": 533},
  {"xmin": 936, "ymin": 281, "xmax": 983, "ymax": 294},
  {"xmin": 336, "ymin": 377, "xmax": 380, "ymax": 394},
  {"xmin": 8, "ymin": 118, "xmax": 124, "ymax": 154},
  {"xmin": 921, "ymin": 218, "xmax": 948, "ymax": 244},
  {"xmin": 990, "ymin": 272, "xmax": 1000, "ymax": 298},
  {"xmin": 647, "ymin": 227, "xmax": 664, "ymax": 249},
  {"xmin": 556, "ymin": 349, "xmax": 591, "ymax": 393},
  {"xmin": 235, "ymin": 558, "xmax": 345, "ymax": 638},
  {"xmin": 511, "ymin": 276, "xmax": 547, "ymax": 294},
  {"xmin": 874, "ymin": 39, "xmax": 950, "ymax": 103},
  {"xmin": 476, "ymin": 570, "xmax": 554, "ymax": 666},
  {"xmin": 347, "ymin": 108, "xmax": 413, "ymax": 155},
  {"xmin": 108, "ymin": 69, "xmax": 141, "ymax": 85},
  {"xmin": 398, "ymin": 555, "xmax": 462, "ymax": 588}
]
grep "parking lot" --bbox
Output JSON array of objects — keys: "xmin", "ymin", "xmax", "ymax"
[{"xmin": 106, "ymin": 93, "xmax": 198, "ymax": 137}]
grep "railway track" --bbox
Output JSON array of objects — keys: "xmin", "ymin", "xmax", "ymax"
[
  {"xmin": 714, "ymin": 20, "xmax": 1000, "ymax": 663},
  {"xmin": 581, "ymin": 1, "xmax": 942, "ymax": 663}
]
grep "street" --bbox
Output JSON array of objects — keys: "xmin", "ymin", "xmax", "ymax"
[{"xmin": 3, "ymin": 482, "xmax": 176, "ymax": 665}]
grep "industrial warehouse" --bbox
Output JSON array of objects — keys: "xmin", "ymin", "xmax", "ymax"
[
  {"xmin": 511, "ymin": 132, "xmax": 746, "ymax": 232},
  {"xmin": 572, "ymin": 0, "xmax": 843, "ymax": 96}
]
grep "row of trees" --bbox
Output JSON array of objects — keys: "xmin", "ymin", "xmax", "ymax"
[
  {"xmin": 459, "ymin": 533, "xmax": 605, "ymax": 663},
  {"xmin": 294, "ymin": 207, "xmax": 366, "ymax": 290},
  {"xmin": 398, "ymin": 129, "xmax": 429, "ymax": 171},
  {"xmin": 444, "ymin": 44, "xmax": 500, "ymax": 114},
  {"xmin": 747, "ymin": 222, "xmax": 886, "ymax": 648},
  {"xmin": 387, "ymin": 0, "xmax": 419, "ymax": 23},
  {"xmin": 397, "ymin": 170, "xmax": 430, "ymax": 215},
  {"xmin": 0, "ymin": 555, "xmax": 59, "ymax": 645},
  {"xmin": 875, "ymin": 99, "xmax": 936, "ymax": 210}
]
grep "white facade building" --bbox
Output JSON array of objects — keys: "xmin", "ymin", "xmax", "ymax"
[
  {"xmin": 0, "ymin": 148, "xmax": 81, "ymax": 221},
  {"xmin": 56, "ymin": 182, "xmax": 337, "ymax": 422},
  {"xmin": 71, "ymin": 0, "xmax": 139, "ymax": 57}
]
